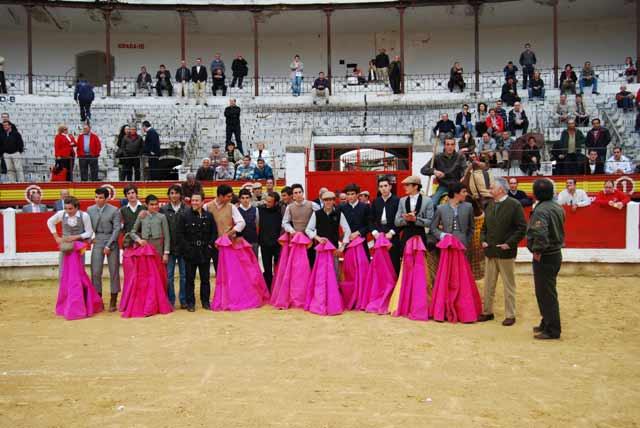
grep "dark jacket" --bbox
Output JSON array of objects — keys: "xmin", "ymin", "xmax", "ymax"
[
  {"xmin": 519, "ymin": 51, "xmax": 537, "ymax": 67},
  {"xmin": 508, "ymin": 109, "xmax": 529, "ymax": 134},
  {"xmin": 143, "ymin": 128, "xmax": 161, "ymax": 157},
  {"xmin": 74, "ymin": 80, "xmax": 95, "ymax": 104},
  {"xmin": 258, "ymin": 205, "xmax": 283, "ymax": 246},
  {"xmin": 231, "ymin": 58, "xmax": 249, "ymax": 77},
  {"xmin": 528, "ymin": 78, "xmax": 545, "ymax": 96},
  {"xmin": 120, "ymin": 134, "xmax": 144, "ymax": 157},
  {"xmin": 527, "ymin": 200, "xmax": 565, "ymax": 256},
  {"xmin": 583, "ymin": 158, "xmax": 605, "ymax": 175},
  {"xmin": 312, "ymin": 78, "xmax": 329, "ymax": 90},
  {"xmin": 120, "ymin": 204, "xmax": 146, "ymax": 235},
  {"xmin": 559, "ymin": 71, "xmax": 578, "ymax": 87},
  {"xmin": 420, "ymin": 151, "xmax": 467, "ymax": 190},
  {"xmin": 501, "ymin": 82, "xmax": 520, "ymax": 105},
  {"xmin": 156, "ymin": 69, "xmax": 172, "ymax": 81},
  {"xmin": 521, "ymin": 146, "xmax": 541, "ymax": 168},
  {"xmin": 0, "ymin": 128, "xmax": 24, "ymax": 154},
  {"xmin": 181, "ymin": 181, "xmax": 203, "ymax": 199},
  {"xmin": 481, "ymin": 196, "xmax": 527, "ymax": 259},
  {"xmin": 160, "ymin": 202, "xmax": 188, "ymax": 256},
  {"xmin": 554, "ymin": 130, "xmax": 586, "ymax": 157},
  {"xmin": 224, "ymin": 105, "xmax": 241, "ymax": 126},
  {"xmin": 389, "ymin": 60, "xmax": 402, "ymax": 78},
  {"xmin": 196, "ymin": 166, "xmax": 214, "ymax": 181},
  {"xmin": 369, "ymin": 194, "xmax": 400, "ymax": 235},
  {"xmin": 375, "ymin": 52, "xmax": 390, "ymax": 68},
  {"xmin": 175, "ymin": 66, "xmax": 191, "ymax": 83},
  {"xmin": 253, "ymin": 165, "xmax": 274, "ymax": 180},
  {"xmin": 191, "ymin": 65, "xmax": 208, "ymax": 83},
  {"xmin": 455, "ymin": 112, "xmax": 472, "ymax": 127},
  {"xmin": 508, "ymin": 190, "xmax": 533, "ymax": 207},
  {"xmin": 503, "ymin": 65, "xmax": 519, "ymax": 81},
  {"xmin": 136, "ymin": 72, "xmax": 152, "ymax": 86},
  {"xmin": 176, "ymin": 208, "xmax": 217, "ymax": 264},
  {"xmin": 339, "ymin": 202, "xmax": 371, "ymax": 237},
  {"xmin": 432, "ymin": 119, "xmax": 456, "ymax": 135},
  {"xmin": 585, "ymin": 127, "xmax": 611, "ymax": 159}
]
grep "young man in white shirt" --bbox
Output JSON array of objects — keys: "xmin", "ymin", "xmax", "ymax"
[
  {"xmin": 556, "ymin": 178, "xmax": 591, "ymax": 212},
  {"xmin": 605, "ymin": 147, "xmax": 634, "ymax": 175}
]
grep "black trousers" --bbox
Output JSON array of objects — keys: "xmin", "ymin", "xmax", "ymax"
[
  {"xmin": 533, "ymin": 253, "xmax": 562, "ymax": 338},
  {"xmin": 119, "ymin": 158, "xmax": 141, "ymax": 181},
  {"xmin": 147, "ymin": 156, "xmax": 159, "ymax": 180},
  {"xmin": 58, "ymin": 158, "xmax": 74, "ymax": 181},
  {"xmin": 212, "ymin": 81, "xmax": 227, "ymax": 96},
  {"xmin": 210, "ymin": 247, "xmax": 219, "ymax": 274},
  {"xmin": 186, "ymin": 261, "xmax": 211, "ymax": 308},
  {"xmin": 226, "ymin": 124, "xmax": 242, "ymax": 153},
  {"xmin": 156, "ymin": 84, "xmax": 173, "ymax": 96},
  {"xmin": 231, "ymin": 76, "xmax": 244, "ymax": 88},
  {"xmin": 260, "ymin": 243, "xmax": 281, "ymax": 290},
  {"xmin": 522, "ymin": 65, "xmax": 534, "ymax": 90},
  {"xmin": 0, "ymin": 71, "xmax": 6, "ymax": 94},
  {"xmin": 79, "ymin": 102, "xmax": 92, "ymax": 122},
  {"xmin": 79, "ymin": 157, "xmax": 98, "ymax": 181},
  {"xmin": 389, "ymin": 236, "xmax": 402, "ymax": 275},
  {"xmin": 390, "ymin": 76, "xmax": 401, "ymax": 94}
]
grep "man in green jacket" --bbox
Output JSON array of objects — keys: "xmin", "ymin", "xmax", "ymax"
[
  {"xmin": 527, "ymin": 178, "xmax": 566, "ymax": 340},
  {"xmin": 479, "ymin": 177, "xmax": 527, "ymax": 326}
]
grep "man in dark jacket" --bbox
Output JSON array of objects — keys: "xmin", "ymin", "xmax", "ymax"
[
  {"xmin": 155, "ymin": 65, "xmax": 173, "ymax": 97},
  {"xmin": 503, "ymin": 61, "xmax": 519, "ymax": 82},
  {"xmin": 142, "ymin": 121, "xmax": 160, "ymax": 180},
  {"xmin": 191, "ymin": 58, "xmax": 208, "ymax": 106},
  {"xmin": 375, "ymin": 48, "xmax": 390, "ymax": 83},
  {"xmin": 369, "ymin": 176, "xmax": 401, "ymax": 274},
  {"xmin": 135, "ymin": 66, "xmax": 152, "ymax": 96},
  {"xmin": 259, "ymin": 192, "xmax": 283, "ymax": 289},
  {"xmin": 583, "ymin": 149, "xmax": 605, "ymax": 175},
  {"xmin": 501, "ymin": 77, "xmax": 521, "ymax": 107},
  {"xmin": 389, "ymin": 55, "xmax": 402, "ymax": 94},
  {"xmin": 507, "ymin": 102, "xmax": 529, "ymax": 135},
  {"xmin": 479, "ymin": 177, "xmax": 527, "ymax": 327},
  {"xmin": 224, "ymin": 98, "xmax": 242, "ymax": 153},
  {"xmin": 421, "ymin": 138, "xmax": 467, "ymax": 205},
  {"xmin": 507, "ymin": 177, "xmax": 533, "ymax": 207},
  {"xmin": 527, "ymin": 178, "xmax": 565, "ymax": 340},
  {"xmin": 160, "ymin": 184, "xmax": 188, "ymax": 308},
  {"xmin": 118, "ymin": 126, "xmax": 144, "ymax": 181},
  {"xmin": 455, "ymin": 104, "xmax": 472, "ymax": 137},
  {"xmin": 432, "ymin": 113, "xmax": 456, "ymax": 142},
  {"xmin": 585, "ymin": 118, "xmax": 611, "ymax": 161},
  {"xmin": 177, "ymin": 193, "xmax": 217, "ymax": 312},
  {"xmin": 230, "ymin": 54, "xmax": 248, "ymax": 89},
  {"xmin": 518, "ymin": 43, "xmax": 537, "ymax": 90},
  {"xmin": 175, "ymin": 60, "xmax": 191, "ymax": 104},
  {"xmin": 74, "ymin": 77, "xmax": 95, "ymax": 122},
  {"xmin": 0, "ymin": 120, "xmax": 24, "ymax": 182}
]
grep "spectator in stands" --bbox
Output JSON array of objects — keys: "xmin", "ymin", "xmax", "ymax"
[
  {"xmin": 486, "ymin": 108, "xmax": 505, "ymax": 137},
  {"xmin": 265, "ymin": 178, "xmax": 275, "ymax": 194},
  {"xmin": 433, "ymin": 113, "xmax": 456, "ymax": 143},
  {"xmin": 258, "ymin": 191, "xmax": 283, "ymax": 289},
  {"xmin": 338, "ymin": 192, "xmax": 347, "ymax": 205},
  {"xmin": 210, "ymin": 53, "xmax": 225, "ymax": 75},
  {"xmin": 375, "ymin": 48, "xmax": 390, "ymax": 83},
  {"xmin": 367, "ymin": 60, "xmax": 377, "ymax": 82},
  {"xmin": 458, "ymin": 130, "xmax": 475, "ymax": 155},
  {"xmin": 584, "ymin": 149, "xmax": 605, "ymax": 175},
  {"xmin": 191, "ymin": 58, "xmax": 208, "ymax": 106},
  {"xmin": 501, "ymin": 76, "xmax": 520, "ymax": 107},
  {"xmin": 254, "ymin": 158, "xmax": 274, "ymax": 180},
  {"xmin": 553, "ymin": 119, "xmax": 585, "ymax": 176},
  {"xmin": 155, "ymin": 65, "xmax": 173, "ymax": 97},
  {"xmin": 448, "ymin": 62, "xmax": 465, "ymax": 93},
  {"xmin": 389, "ymin": 56, "xmax": 402, "ymax": 94},
  {"xmin": 0, "ymin": 56, "xmax": 5, "ymax": 94},
  {"xmin": 54, "ymin": 124, "xmax": 76, "ymax": 182},
  {"xmin": 135, "ymin": 66, "xmax": 153, "ymax": 96},
  {"xmin": 508, "ymin": 101, "xmax": 529, "ymax": 136},
  {"xmin": 585, "ymin": 118, "xmax": 611, "ymax": 161},
  {"xmin": 159, "ymin": 184, "xmax": 188, "ymax": 308},
  {"xmin": 494, "ymin": 100, "xmax": 508, "ymax": 125},
  {"xmin": 574, "ymin": 94, "xmax": 590, "ymax": 126},
  {"xmin": 73, "ymin": 75, "xmax": 95, "ymax": 122},
  {"xmin": 520, "ymin": 136, "xmax": 541, "ymax": 176},
  {"xmin": 225, "ymin": 141, "xmax": 242, "ymax": 166},
  {"xmin": 594, "ymin": 180, "xmax": 630, "ymax": 210},
  {"xmin": 519, "ymin": 43, "xmax": 537, "ymax": 90},
  {"xmin": 557, "ymin": 178, "xmax": 591, "ymax": 211},
  {"xmin": 312, "ymin": 72, "xmax": 330, "ymax": 104},
  {"xmin": 503, "ymin": 61, "xmax": 518, "ymax": 83},
  {"xmin": 252, "ymin": 142, "xmax": 272, "ymax": 168},
  {"xmin": 119, "ymin": 125, "xmax": 143, "ymax": 181},
  {"xmin": 474, "ymin": 102, "xmax": 488, "ymax": 136},
  {"xmin": 181, "ymin": 173, "xmax": 203, "ymax": 202},
  {"xmin": 420, "ymin": 138, "xmax": 467, "ymax": 204},
  {"xmin": 455, "ymin": 104, "xmax": 472, "ymax": 137},
  {"xmin": 478, "ymin": 132, "xmax": 496, "ymax": 165},
  {"xmin": 636, "ymin": 111, "xmax": 640, "ymax": 133},
  {"xmin": 208, "ymin": 144, "xmax": 222, "ymax": 167},
  {"xmin": 224, "ymin": 98, "xmax": 242, "ymax": 153},
  {"xmin": 230, "ymin": 54, "xmax": 248, "ymax": 89},
  {"xmin": 22, "ymin": 189, "xmax": 47, "ymax": 212},
  {"xmin": 555, "ymin": 94, "xmax": 573, "ymax": 125},
  {"xmin": 196, "ymin": 158, "xmax": 214, "ymax": 181},
  {"xmin": 528, "ymin": 70, "xmax": 545, "ymax": 100},
  {"xmin": 175, "ymin": 60, "xmax": 191, "ymax": 105},
  {"xmin": 215, "ymin": 157, "xmax": 235, "ymax": 180},
  {"xmin": 624, "ymin": 56, "xmax": 637, "ymax": 84},
  {"xmin": 559, "ymin": 64, "xmax": 577, "ymax": 95},
  {"xmin": 237, "ymin": 188, "xmax": 259, "ymax": 257},
  {"xmin": 234, "ymin": 155, "xmax": 255, "ymax": 180},
  {"xmin": 0, "ymin": 120, "xmax": 24, "ymax": 182},
  {"xmin": 54, "ymin": 189, "xmax": 69, "ymax": 211},
  {"xmin": 495, "ymin": 131, "xmax": 513, "ymax": 169},
  {"xmin": 211, "ymin": 68, "xmax": 227, "ymax": 96},
  {"xmin": 290, "ymin": 55, "xmax": 304, "ymax": 96},
  {"xmin": 142, "ymin": 121, "xmax": 160, "ymax": 180},
  {"xmin": 579, "ymin": 61, "xmax": 599, "ymax": 95},
  {"xmin": 352, "ymin": 65, "xmax": 366, "ymax": 85},
  {"xmin": 76, "ymin": 122, "xmax": 101, "ymax": 182},
  {"xmin": 605, "ymin": 146, "xmax": 634, "ymax": 174},
  {"xmin": 507, "ymin": 177, "xmax": 533, "ymax": 207},
  {"xmin": 615, "ymin": 85, "xmax": 635, "ymax": 113}
]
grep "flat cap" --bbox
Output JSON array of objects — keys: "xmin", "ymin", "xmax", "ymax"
[{"xmin": 401, "ymin": 175, "xmax": 421, "ymax": 185}]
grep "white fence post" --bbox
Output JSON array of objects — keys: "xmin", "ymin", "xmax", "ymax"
[
  {"xmin": 2, "ymin": 208, "xmax": 17, "ymax": 258},
  {"xmin": 625, "ymin": 202, "xmax": 639, "ymax": 251}
]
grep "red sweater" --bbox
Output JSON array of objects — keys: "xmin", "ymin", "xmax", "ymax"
[
  {"xmin": 485, "ymin": 115, "xmax": 504, "ymax": 134},
  {"xmin": 594, "ymin": 190, "xmax": 631, "ymax": 208},
  {"xmin": 54, "ymin": 134, "xmax": 76, "ymax": 158},
  {"xmin": 75, "ymin": 133, "xmax": 102, "ymax": 157}
]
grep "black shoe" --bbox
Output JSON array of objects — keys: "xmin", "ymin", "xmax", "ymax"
[
  {"xmin": 180, "ymin": 303, "xmax": 187, "ymax": 310},
  {"xmin": 502, "ymin": 317, "xmax": 516, "ymax": 326},
  {"xmin": 534, "ymin": 332, "xmax": 559, "ymax": 340},
  {"xmin": 202, "ymin": 303, "xmax": 210, "ymax": 310},
  {"xmin": 204, "ymin": 103, "xmax": 209, "ymax": 107},
  {"xmin": 533, "ymin": 326, "xmax": 543, "ymax": 333},
  {"xmin": 187, "ymin": 306, "xmax": 195, "ymax": 312},
  {"xmin": 478, "ymin": 313, "xmax": 495, "ymax": 322},
  {"xmin": 593, "ymin": 91, "xmax": 600, "ymax": 95}
]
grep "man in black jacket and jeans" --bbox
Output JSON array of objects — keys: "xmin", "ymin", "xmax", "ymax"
[
  {"xmin": 224, "ymin": 98, "xmax": 243, "ymax": 154},
  {"xmin": 230, "ymin": 54, "xmax": 248, "ymax": 89},
  {"xmin": 258, "ymin": 192, "xmax": 283, "ymax": 290}
]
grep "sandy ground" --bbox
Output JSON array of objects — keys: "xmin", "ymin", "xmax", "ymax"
[{"xmin": 1, "ymin": 275, "xmax": 639, "ymax": 428}]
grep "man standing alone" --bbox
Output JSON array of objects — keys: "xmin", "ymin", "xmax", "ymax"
[
  {"xmin": 142, "ymin": 121, "xmax": 160, "ymax": 180},
  {"xmin": 478, "ymin": 177, "xmax": 527, "ymax": 326},
  {"xmin": 225, "ymin": 98, "xmax": 242, "ymax": 154}
]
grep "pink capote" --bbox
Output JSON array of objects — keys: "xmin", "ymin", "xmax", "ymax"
[
  {"xmin": 269, "ymin": 232, "xmax": 311, "ymax": 309},
  {"xmin": 365, "ymin": 234, "xmax": 399, "ymax": 315},
  {"xmin": 120, "ymin": 244, "xmax": 173, "ymax": 318},
  {"xmin": 392, "ymin": 235, "xmax": 429, "ymax": 321},
  {"xmin": 211, "ymin": 235, "xmax": 270, "ymax": 311},
  {"xmin": 269, "ymin": 233, "xmax": 291, "ymax": 297},
  {"xmin": 340, "ymin": 236, "xmax": 370, "ymax": 310},
  {"xmin": 429, "ymin": 234, "xmax": 482, "ymax": 323},
  {"xmin": 56, "ymin": 241, "xmax": 103, "ymax": 320},
  {"xmin": 305, "ymin": 240, "xmax": 344, "ymax": 316},
  {"xmin": 118, "ymin": 247, "xmax": 135, "ymax": 312}
]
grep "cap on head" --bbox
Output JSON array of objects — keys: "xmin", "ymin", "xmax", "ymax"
[{"xmin": 401, "ymin": 176, "xmax": 421, "ymax": 185}]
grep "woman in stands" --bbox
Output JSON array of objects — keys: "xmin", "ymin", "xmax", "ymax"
[
  {"xmin": 54, "ymin": 124, "xmax": 76, "ymax": 181},
  {"xmin": 448, "ymin": 62, "xmax": 465, "ymax": 93},
  {"xmin": 458, "ymin": 130, "xmax": 475, "ymax": 157},
  {"xmin": 624, "ymin": 56, "xmax": 637, "ymax": 84},
  {"xmin": 520, "ymin": 136, "xmax": 541, "ymax": 176},
  {"xmin": 474, "ymin": 102, "xmax": 488, "ymax": 136}
]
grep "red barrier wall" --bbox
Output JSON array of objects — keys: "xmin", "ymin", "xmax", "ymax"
[
  {"xmin": 15, "ymin": 212, "xmax": 60, "ymax": 253},
  {"xmin": 0, "ymin": 215, "xmax": 4, "ymax": 253}
]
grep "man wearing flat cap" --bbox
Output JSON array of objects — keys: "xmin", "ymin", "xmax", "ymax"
[{"xmin": 394, "ymin": 175, "xmax": 434, "ymax": 248}]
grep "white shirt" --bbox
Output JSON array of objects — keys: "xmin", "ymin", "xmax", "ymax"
[
  {"xmin": 557, "ymin": 189, "xmax": 591, "ymax": 207},
  {"xmin": 204, "ymin": 200, "xmax": 246, "ymax": 233},
  {"xmin": 372, "ymin": 194, "xmax": 396, "ymax": 238},
  {"xmin": 282, "ymin": 200, "xmax": 309, "ymax": 233},
  {"xmin": 305, "ymin": 209, "xmax": 351, "ymax": 245},
  {"xmin": 170, "ymin": 202, "xmax": 182, "ymax": 212},
  {"xmin": 408, "ymin": 193, "xmax": 420, "ymax": 212},
  {"xmin": 30, "ymin": 203, "xmax": 41, "ymax": 213},
  {"xmin": 605, "ymin": 155, "xmax": 633, "ymax": 174},
  {"xmin": 47, "ymin": 210, "xmax": 93, "ymax": 240},
  {"xmin": 127, "ymin": 200, "xmax": 142, "ymax": 213},
  {"xmin": 251, "ymin": 149, "xmax": 273, "ymax": 167}
]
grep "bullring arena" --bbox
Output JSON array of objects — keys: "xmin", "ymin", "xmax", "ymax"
[{"xmin": 1, "ymin": 0, "xmax": 639, "ymax": 426}]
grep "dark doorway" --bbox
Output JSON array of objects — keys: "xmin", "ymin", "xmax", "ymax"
[{"xmin": 76, "ymin": 51, "xmax": 115, "ymax": 87}]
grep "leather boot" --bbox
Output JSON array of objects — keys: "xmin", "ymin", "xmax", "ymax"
[{"xmin": 109, "ymin": 293, "xmax": 118, "ymax": 312}]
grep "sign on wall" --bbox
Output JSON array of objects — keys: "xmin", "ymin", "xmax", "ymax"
[{"xmin": 118, "ymin": 43, "xmax": 145, "ymax": 49}]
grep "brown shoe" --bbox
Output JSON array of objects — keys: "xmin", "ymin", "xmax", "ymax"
[
  {"xmin": 478, "ymin": 313, "xmax": 495, "ymax": 322},
  {"xmin": 502, "ymin": 318, "xmax": 516, "ymax": 326},
  {"xmin": 533, "ymin": 326, "xmax": 543, "ymax": 333},
  {"xmin": 534, "ymin": 332, "xmax": 559, "ymax": 340},
  {"xmin": 109, "ymin": 293, "xmax": 118, "ymax": 312}
]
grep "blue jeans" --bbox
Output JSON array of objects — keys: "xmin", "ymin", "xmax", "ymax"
[
  {"xmin": 579, "ymin": 77, "xmax": 598, "ymax": 93},
  {"xmin": 431, "ymin": 185, "xmax": 449, "ymax": 205},
  {"xmin": 167, "ymin": 255, "xmax": 186, "ymax": 306},
  {"xmin": 528, "ymin": 88, "xmax": 545, "ymax": 100},
  {"xmin": 292, "ymin": 76, "xmax": 303, "ymax": 95}
]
